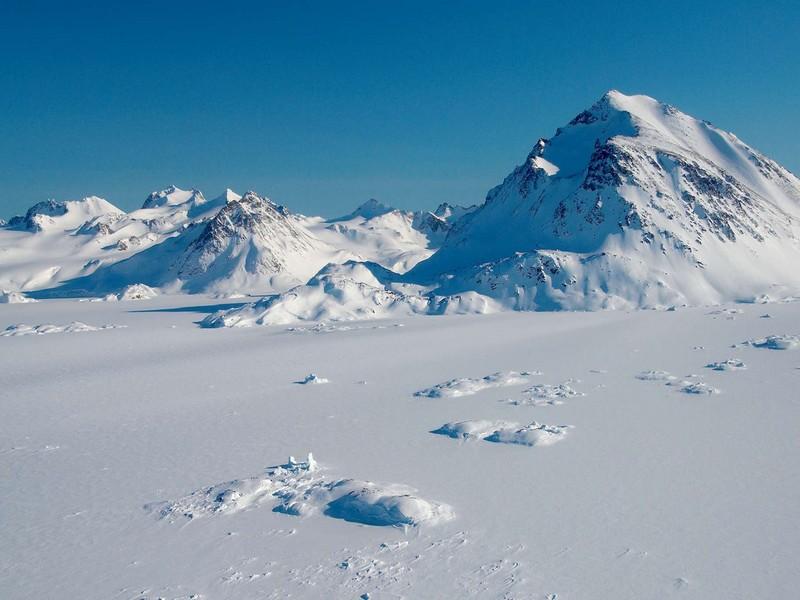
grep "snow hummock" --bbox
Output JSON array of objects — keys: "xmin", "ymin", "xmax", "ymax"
[
  {"xmin": 635, "ymin": 370, "xmax": 677, "ymax": 381},
  {"xmin": 433, "ymin": 420, "xmax": 571, "ymax": 447},
  {"xmin": 149, "ymin": 453, "xmax": 453, "ymax": 528},
  {"xmin": 679, "ymin": 381, "xmax": 721, "ymax": 395},
  {"xmin": 706, "ymin": 359, "xmax": 747, "ymax": 371},
  {"xmin": 0, "ymin": 322, "xmax": 125, "ymax": 337},
  {"xmin": 414, "ymin": 370, "xmax": 534, "ymax": 398},
  {"xmin": 743, "ymin": 335, "xmax": 800, "ymax": 350}
]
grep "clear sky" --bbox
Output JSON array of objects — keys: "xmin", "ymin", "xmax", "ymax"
[{"xmin": 1, "ymin": 0, "xmax": 798, "ymax": 219}]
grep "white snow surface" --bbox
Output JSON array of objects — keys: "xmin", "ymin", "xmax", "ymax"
[{"xmin": 3, "ymin": 296, "xmax": 799, "ymax": 599}]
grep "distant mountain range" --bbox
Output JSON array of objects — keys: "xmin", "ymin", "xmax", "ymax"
[{"xmin": 4, "ymin": 90, "xmax": 800, "ymax": 321}]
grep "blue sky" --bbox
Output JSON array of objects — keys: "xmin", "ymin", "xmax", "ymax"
[{"xmin": 1, "ymin": 0, "xmax": 798, "ymax": 218}]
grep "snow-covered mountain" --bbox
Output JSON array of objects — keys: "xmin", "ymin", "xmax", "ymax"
[
  {"xmin": 409, "ymin": 90, "xmax": 800, "ymax": 309},
  {"xmin": 49, "ymin": 191, "xmax": 349, "ymax": 296},
  {"xmin": 0, "ymin": 187, "xmax": 238, "ymax": 292},
  {"xmin": 1, "ymin": 187, "xmax": 465, "ymax": 296},
  {"xmin": 208, "ymin": 90, "xmax": 800, "ymax": 325},
  {"xmin": 302, "ymin": 199, "xmax": 471, "ymax": 274},
  {"xmin": 6, "ymin": 90, "xmax": 798, "ymax": 314},
  {"xmin": 7, "ymin": 196, "xmax": 124, "ymax": 233}
]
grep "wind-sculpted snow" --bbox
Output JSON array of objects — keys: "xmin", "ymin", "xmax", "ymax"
[
  {"xmin": 742, "ymin": 335, "xmax": 800, "ymax": 350},
  {"xmin": 414, "ymin": 370, "xmax": 535, "ymax": 398},
  {"xmin": 0, "ymin": 321, "xmax": 125, "ymax": 337},
  {"xmin": 637, "ymin": 370, "xmax": 721, "ymax": 395},
  {"xmin": 706, "ymin": 359, "xmax": 747, "ymax": 371},
  {"xmin": 504, "ymin": 381, "xmax": 585, "ymax": 406},
  {"xmin": 432, "ymin": 420, "xmax": 571, "ymax": 447},
  {"xmin": 677, "ymin": 381, "xmax": 721, "ymax": 395},
  {"xmin": 148, "ymin": 454, "xmax": 453, "ymax": 528},
  {"xmin": 635, "ymin": 370, "xmax": 677, "ymax": 381}
]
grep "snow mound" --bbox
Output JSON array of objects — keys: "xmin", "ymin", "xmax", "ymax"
[
  {"xmin": 679, "ymin": 381, "xmax": 721, "ymax": 395},
  {"xmin": 743, "ymin": 335, "xmax": 800, "ymax": 350},
  {"xmin": 522, "ymin": 382, "xmax": 584, "ymax": 400},
  {"xmin": 414, "ymin": 370, "xmax": 534, "ymax": 398},
  {"xmin": 0, "ymin": 322, "xmax": 125, "ymax": 337},
  {"xmin": 296, "ymin": 373, "xmax": 329, "ymax": 385},
  {"xmin": 150, "ymin": 454, "xmax": 320, "ymax": 519},
  {"xmin": 431, "ymin": 420, "xmax": 514, "ymax": 439},
  {"xmin": 706, "ymin": 359, "xmax": 746, "ymax": 371},
  {"xmin": 323, "ymin": 480, "xmax": 454, "ymax": 527},
  {"xmin": 635, "ymin": 370, "xmax": 677, "ymax": 381},
  {"xmin": 433, "ymin": 420, "xmax": 571, "ymax": 447},
  {"xmin": 118, "ymin": 283, "xmax": 159, "ymax": 301},
  {"xmin": 0, "ymin": 290, "xmax": 38, "ymax": 304},
  {"xmin": 484, "ymin": 422, "xmax": 571, "ymax": 447},
  {"xmin": 148, "ymin": 453, "xmax": 452, "ymax": 528}
]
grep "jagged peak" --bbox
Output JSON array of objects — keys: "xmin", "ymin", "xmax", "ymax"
[{"xmin": 142, "ymin": 185, "xmax": 205, "ymax": 209}]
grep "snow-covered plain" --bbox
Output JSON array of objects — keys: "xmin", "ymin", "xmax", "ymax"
[{"xmin": 2, "ymin": 295, "xmax": 799, "ymax": 599}]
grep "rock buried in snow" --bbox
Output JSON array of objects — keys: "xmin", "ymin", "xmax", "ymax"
[
  {"xmin": 296, "ymin": 373, "xmax": 329, "ymax": 385},
  {"xmin": 0, "ymin": 290, "xmax": 38, "ymax": 304},
  {"xmin": 705, "ymin": 359, "xmax": 746, "ymax": 371},
  {"xmin": 432, "ymin": 420, "xmax": 571, "ymax": 447},
  {"xmin": 147, "ymin": 453, "xmax": 452, "ymax": 528},
  {"xmin": 743, "ymin": 335, "xmax": 800, "ymax": 350},
  {"xmin": 0, "ymin": 322, "xmax": 125, "ymax": 337},
  {"xmin": 118, "ymin": 283, "xmax": 159, "ymax": 301},
  {"xmin": 414, "ymin": 371, "xmax": 536, "ymax": 398}
]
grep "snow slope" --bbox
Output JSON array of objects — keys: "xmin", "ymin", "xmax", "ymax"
[{"xmin": 2, "ymin": 295, "xmax": 799, "ymax": 598}]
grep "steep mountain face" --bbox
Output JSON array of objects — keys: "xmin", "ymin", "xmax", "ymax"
[
  {"xmin": 171, "ymin": 191, "xmax": 335, "ymax": 292},
  {"xmin": 412, "ymin": 91, "xmax": 800, "ymax": 308}
]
